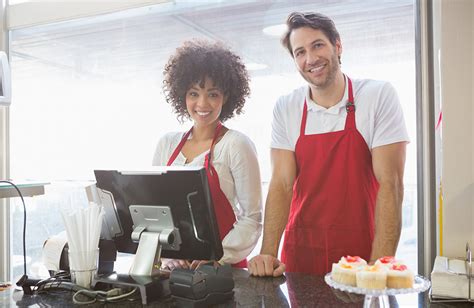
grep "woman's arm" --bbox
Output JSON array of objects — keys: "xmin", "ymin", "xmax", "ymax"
[{"xmin": 219, "ymin": 132, "xmax": 263, "ymax": 264}]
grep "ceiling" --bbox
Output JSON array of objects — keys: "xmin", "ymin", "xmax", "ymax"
[{"xmin": 10, "ymin": 0, "xmax": 415, "ymax": 81}]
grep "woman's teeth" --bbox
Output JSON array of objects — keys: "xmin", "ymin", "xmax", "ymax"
[{"xmin": 196, "ymin": 111, "xmax": 211, "ymax": 116}]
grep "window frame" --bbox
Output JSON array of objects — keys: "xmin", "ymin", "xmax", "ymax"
[{"xmin": 0, "ymin": 0, "xmax": 436, "ymax": 281}]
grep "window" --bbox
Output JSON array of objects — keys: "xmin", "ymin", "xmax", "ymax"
[{"xmin": 9, "ymin": 0, "xmax": 417, "ymax": 278}]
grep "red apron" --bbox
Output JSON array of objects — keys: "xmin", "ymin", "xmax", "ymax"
[
  {"xmin": 167, "ymin": 123, "xmax": 247, "ymax": 268},
  {"xmin": 281, "ymin": 77, "xmax": 379, "ymax": 274}
]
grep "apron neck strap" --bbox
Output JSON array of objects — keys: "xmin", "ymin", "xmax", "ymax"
[
  {"xmin": 205, "ymin": 122, "xmax": 224, "ymax": 167},
  {"xmin": 167, "ymin": 122, "xmax": 224, "ymax": 167},
  {"xmin": 300, "ymin": 100, "xmax": 308, "ymax": 136},
  {"xmin": 344, "ymin": 77, "xmax": 356, "ymax": 130},
  {"xmin": 300, "ymin": 75, "xmax": 356, "ymax": 135},
  {"xmin": 166, "ymin": 127, "xmax": 193, "ymax": 166}
]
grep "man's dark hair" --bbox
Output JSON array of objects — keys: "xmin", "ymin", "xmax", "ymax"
[
  {"xmin": 281, "ymin": 12, "xmax": 341, "ymax": 57},
  {"xmin": 163, "ymin": 39, "xmax": 250, "ymax": 123}
]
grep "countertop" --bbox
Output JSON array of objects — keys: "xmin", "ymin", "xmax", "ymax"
[{"xmin": 1, "ymin": 269, "xmax": 473, "ymax": 307}]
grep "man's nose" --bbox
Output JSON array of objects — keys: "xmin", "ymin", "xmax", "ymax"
[{"xmin": 306, "ymin": 50, "xmax": 319, "ymax": 65}]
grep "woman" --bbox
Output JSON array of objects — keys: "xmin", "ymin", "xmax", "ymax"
[{"xmin": 152, "ymin": 40, "xmax": 262, "ymax": 270}]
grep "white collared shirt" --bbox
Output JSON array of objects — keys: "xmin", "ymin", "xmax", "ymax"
[
  {"xmin": 152, "ymin": 129, "xmax": 262, "ymax": 264},
  {"xmin": 271, "ymin": 77, "xmax": 410, "ymax": 151}
]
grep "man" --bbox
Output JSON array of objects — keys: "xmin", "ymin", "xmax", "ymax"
[{"xmin": 248, "ymin": 12, "xmax": 408, "ymax": 276}]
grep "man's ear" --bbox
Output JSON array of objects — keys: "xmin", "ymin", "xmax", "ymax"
[{"xmin": 336, "ymin": 40, "xmax": 342, "ymax": 58}]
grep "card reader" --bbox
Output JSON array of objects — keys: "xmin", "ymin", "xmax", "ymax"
[{"xmin": 169, "ymin": 263, "xmax": 234, "ymax": 307}]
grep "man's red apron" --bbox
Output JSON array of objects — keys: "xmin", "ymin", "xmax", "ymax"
[
  {"xmin": 167, "ymin": 122, "xmax": 247, "ymax": 268},
  {"xmin": 281, "ymin": 77, "xmax": 379, "ymax": 274}
]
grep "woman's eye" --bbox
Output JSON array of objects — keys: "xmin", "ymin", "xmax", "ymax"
[
  {"xmin": 188, "ymin": 92, "xmax": 198, "ymax": 97},
  {"xmin": 209, "ymin": 93, "xmax": 219, "ymax": 98}
]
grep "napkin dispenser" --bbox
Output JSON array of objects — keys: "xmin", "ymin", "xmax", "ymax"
[{"xmin": 430, "ymin": 243, "xmax": 473, "ymax": 302}]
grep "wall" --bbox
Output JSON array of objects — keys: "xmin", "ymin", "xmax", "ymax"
[{"xmin": 440, "ymin": 0, "xmax": 474, "ymax": 257}]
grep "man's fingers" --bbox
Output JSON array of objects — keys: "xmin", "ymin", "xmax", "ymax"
[
  {"xmin": 273, "ymin": 262, "xmax": 285, "ymax": 277},
  {"xmin": 248, "ymin": 255, "xmax": 285, "ymax": 277},
  {"xmin": 248, "ymin": 259, "xmax": 256, "ymax": 275},
  {"xmin": 264, "ymin": 257, "xmax": 275, "ymax": 276}
]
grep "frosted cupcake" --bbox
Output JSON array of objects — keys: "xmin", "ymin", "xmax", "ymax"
[
  {"xmin": 356, "ymin": 264, "xmax": 388, "ymax": 289},
  {"xmin": 331, "ymin": 263, "xmax": 359, "ymax": 286},
  {"xmin": 375, "ymin": 256, "xmax": 398, "ymax": 268},
  {"xmin": 386, "ymin": 263, "xmax": 414, "ymax": 289},
  {"xmin": 339, "ymin": 255, "xmax": 367, "ymax": 267},
  {"xmin": 331, "ymin": 256, "xmax": 367, "ymax": 286}
]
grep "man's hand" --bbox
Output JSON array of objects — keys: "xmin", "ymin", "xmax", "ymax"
[{"xmin": 248, "ymin": 254, "xmax": 285, "ymax": 277}]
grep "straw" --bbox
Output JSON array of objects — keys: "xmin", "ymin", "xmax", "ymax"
[{"xmin": 60, "ymin": 202, "xmax": 104, "ymax": 289}]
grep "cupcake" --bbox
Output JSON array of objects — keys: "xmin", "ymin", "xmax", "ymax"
[
  {"xmin": 356, "ymin": 264, "xmax": 388, "ymax": 289},
  {"xmin": 331, "ymin": 263, "xmax": 359, "ymax": 286},
  {"xmin": 331, "ymin": 256, "xmax": 366, "ymax": 286},
  {"xmin": 386, "ymin": 263, "xmax": 414, "ymax": 289},
  {"xmin": 340, "ymin": 255, "xmax": 367, "ymax": 267},
  {"xmin": 375, "ymin": 256, "xmax": 397, "ymax": 268}
]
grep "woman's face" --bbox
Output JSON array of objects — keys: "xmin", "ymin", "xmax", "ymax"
[{"xmin": 185, "ymin": 77, "xmax": 224, "ymax": 128}]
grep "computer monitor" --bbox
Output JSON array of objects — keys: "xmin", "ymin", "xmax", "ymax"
[
  {"xmin": 93, "ymin": 167, "xmax": 224, "ymax": 304},
  {"xmin": 94, "ymin": 167, "xmax": 223, "ymax": 274}
]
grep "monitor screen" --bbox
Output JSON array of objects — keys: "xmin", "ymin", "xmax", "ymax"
[{"xmin": 94, "ymin": 167, "xmax": 224, "ymax": 261}]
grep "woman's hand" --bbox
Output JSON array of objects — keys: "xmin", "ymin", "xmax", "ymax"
[
  {"xmin": 161, "ymin": 258, "xmax": 191, "ymax": 271},
  {"xmin": 189, "ymin": 260, "xmax": 219, "ymax": 270}
]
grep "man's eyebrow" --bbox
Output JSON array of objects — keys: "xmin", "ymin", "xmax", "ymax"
[{"xmin": 293, "ymin": 38, "xmax": 326, "ymax": 53}]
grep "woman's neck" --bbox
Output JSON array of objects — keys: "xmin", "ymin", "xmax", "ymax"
[{"xmin": 192, "ymin": 122, "xmax": 219, "ymax": 142}]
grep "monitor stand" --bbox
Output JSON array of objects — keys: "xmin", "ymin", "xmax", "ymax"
[{"xmin": 93, "ymin": 206, "xmax": 181, "ymax": 305}]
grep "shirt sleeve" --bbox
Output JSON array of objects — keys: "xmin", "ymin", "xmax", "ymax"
[
  {"xmin": 219, "ymin": 133, "xmax": 263, "ymax": 264},
  {"xmin": 271, "ymin": 97, "xmax": 294, "ymax": 151},
  {"xmin": 371, "ymin": 82, "xmax": 410, "ymax": 149},
  {"xmin": 152, "ymin": 132, "xmax": 175, "ymax": 166}
]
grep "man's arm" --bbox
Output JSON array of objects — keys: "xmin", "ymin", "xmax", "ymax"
[
  {"xmin": 369, "ymin": 142, "xmax": 406, "ymax": 262},
  {"xmin": 248, "ymin": 148, "xmax": 296, "ymax": 276}
]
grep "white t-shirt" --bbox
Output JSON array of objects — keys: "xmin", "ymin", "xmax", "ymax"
[
  {"xmin": 152, "ymin": 129, "xmax": 262, "ymax": 264},
  {"xmin": 271, "ymin": 77, "xmax": 410, "ymax": 151}
]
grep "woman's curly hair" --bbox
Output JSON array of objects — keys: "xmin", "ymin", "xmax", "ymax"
[{"xmin": 163, "ymin": 39, "xmax": 250, "ymax": 123}]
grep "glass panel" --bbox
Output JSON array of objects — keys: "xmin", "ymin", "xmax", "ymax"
[{"xmin": 10, "ymin": 0, "xmax": 417, "ymax": 279}]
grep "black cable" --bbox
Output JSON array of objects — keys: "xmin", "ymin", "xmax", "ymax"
[{"xmin": 0, "ymin": 180, "xmax": 27, "ymax": 277}]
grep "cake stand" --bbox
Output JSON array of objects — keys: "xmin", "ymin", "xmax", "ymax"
[{"xmin": 325, "ymin": 273, "xmax": 431, "ymax": 308}]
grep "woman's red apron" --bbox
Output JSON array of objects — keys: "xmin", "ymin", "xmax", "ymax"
[
  {"xmin": 167, "ymin": 123, "xmax": 247, "ymax": 268},
  {"xmin": 281, "ymin": 77, "xmax": 379, "ymax": 274}
]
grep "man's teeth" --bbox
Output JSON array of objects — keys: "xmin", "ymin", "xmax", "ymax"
[
  {"xmin": 309, "ymin": 65, "xmax": 325, "ymax": 73},
  {"xmin": 196, "ymin": 111, "xmax": 211, "ymax": 116}
]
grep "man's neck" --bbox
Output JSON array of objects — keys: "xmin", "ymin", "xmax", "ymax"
[{"xmin": 309, "ymin": 72, "xmax": 346, "ymax": 109}]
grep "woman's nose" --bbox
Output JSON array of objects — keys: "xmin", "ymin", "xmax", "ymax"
[{"xmin": 196, "ymin": 95, "xmax": 208, "ymax": 106}]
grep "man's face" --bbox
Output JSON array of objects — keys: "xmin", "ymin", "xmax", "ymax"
[{"xmin": 289, "ymin": 27, "xmax": 341, "ymax": 90}]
